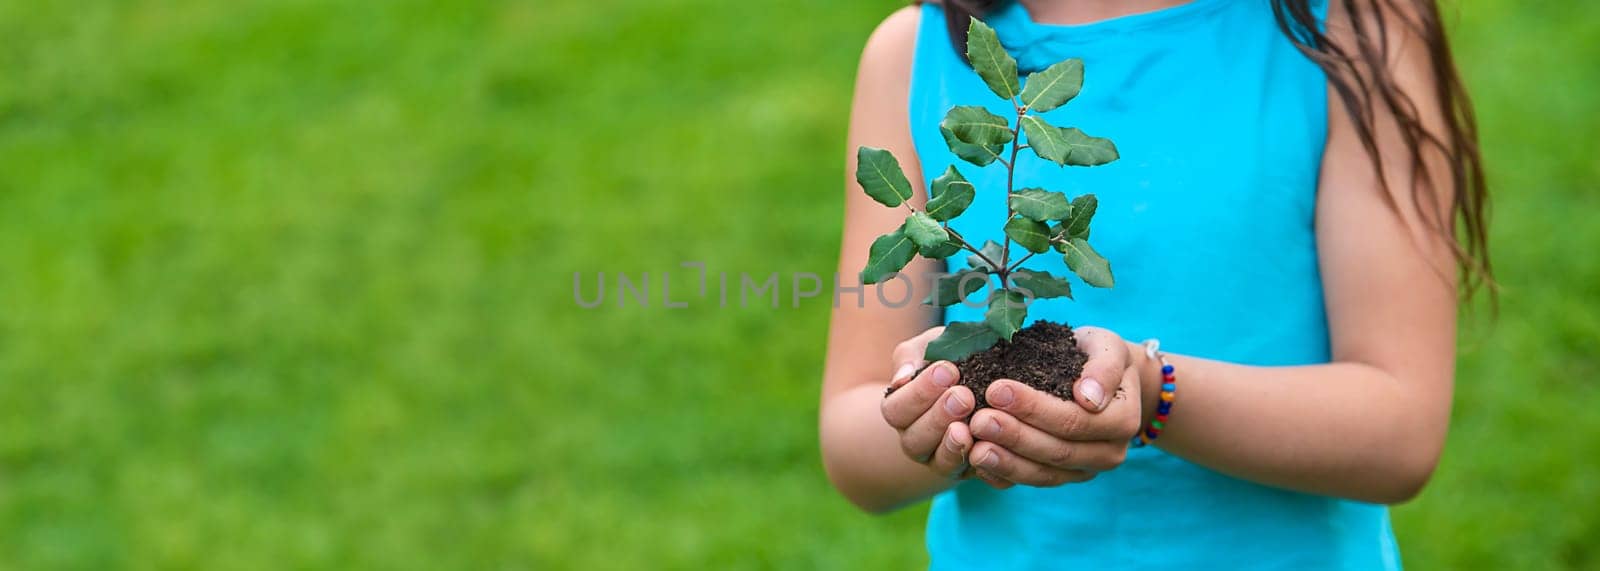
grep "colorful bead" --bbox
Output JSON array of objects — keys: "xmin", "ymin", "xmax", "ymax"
[{"xmin": 1132, "ymin": 350, "xmax": 1178, "ymax": 448}]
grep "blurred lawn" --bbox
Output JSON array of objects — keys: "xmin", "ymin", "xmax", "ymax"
[{"xmin": 0, "ymin": 0, "xmax": 1595, "ymax": 568}]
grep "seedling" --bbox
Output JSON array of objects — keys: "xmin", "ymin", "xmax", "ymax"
[{"xmin": 857, "ymin": 18, "xmax": 1119, "ymax": 399}]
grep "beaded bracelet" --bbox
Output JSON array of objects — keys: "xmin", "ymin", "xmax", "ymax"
[{"xmin": 1131, "ymin": 339, "xmax": 1176, "ymax": 448}]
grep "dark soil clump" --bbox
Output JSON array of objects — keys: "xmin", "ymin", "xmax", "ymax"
[{"xmin": 956, "ymin": 320, "xmax": 1087, "ymax": 409}]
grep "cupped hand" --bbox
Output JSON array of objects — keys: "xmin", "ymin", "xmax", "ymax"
[
  {"xmin": 966, "ymin": 326, "xmax": 1144, "ymax": 488},
  {"xmin": 880, "ymin": 326, "xmax": 978, "ymax": 479}
]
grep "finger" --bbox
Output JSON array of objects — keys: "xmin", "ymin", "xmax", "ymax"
[
  {"xmin": 969, "ymin": 441, "xmax": 1095, "ymax": 487},
  {"xmin": 969, "ymin": 409, "xmax": 1129, "ymax": 472},
  {"xmin": 881, "ymin": 361, "xmax": 960, "ymax": 429},
  {"xmin": 899, "ymin": 386, "xmax": 975, "ymax": 462},
  {"xmin": 975, "ymin": 469, "xmax": 1014, "ymax": 490},
  {"xmin": 1112, "ymin": 363, "xmax": 1145, "ymax": 442},
  {"xmin": 985, "ymin": 379, "xmax": 1126, "ymax": 441},
  {"xmin": 888, "ymin": 327, "xmax": 945, "ymax": 390},
  {"xmin": 1071, "ymin": 326, "xmax": 1130, "ymax": 412},
  {"xmin": 926, "ymin": 421, "xmax": 974, "ymax": 477}
]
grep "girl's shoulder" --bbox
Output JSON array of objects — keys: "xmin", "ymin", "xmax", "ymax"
[
  {"xmin": 857, "ymin": 5, "xmax": 922, "ymax": 77},
  {"xmin": 851, "ymin": 6, "xmax": 922, "ymax": 107}
]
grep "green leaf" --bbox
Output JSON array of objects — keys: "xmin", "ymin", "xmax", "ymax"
[
  {"xmin": 919, "ymin": 238, "xmax": 961, "ymax": 259},
  {"xmin": 1050, "ymin": 222, "xmax": 1071, "ymax": 252},
  {"xmin": 1004, "ymin": 217, "xmax": 1052, "ymax": 254},
  {"xmin": 1061, "ymin": 238, "xmax": 1114, "ymax": 288},
  {"xmin": 966, "ymin": 240, "xmax": 1005, "ymax": 271},
  {"xmin": 855, "ymin": 147, "xmax": 914, "ymax": 207},
  {"xmin": 926, "ymin": 166, "xmax": 976, "ymax": 221},
  {"xmin": 925, "ymin": 269, "xmax": 991, "ymax": 306},
  {"xmin": 1010, "ymin": 269, "xmax": 1072, "ymax": 300},
  {"xmin": 1008, "ymin": 188, "xmax": 1072, "ymax": 221},
  {"xmin": 985, "ymin": 289, "xmax": 1028, "ymax": 341},
  {"xmin": 860, "ymin": 226, "xmax": 918, "ymax": 284},
  {"xmin": 904, "ymin": 211, "xmax": 950, "ymax": 250},
  {"xmin": 942, "ymin": 106, "xmax": 1014, "ymax": 147},
  {"xmin": 1063, "ymin": 194, "xmax": 1097, "ymax": 238},
  {"xmin": 924, "ymin": 321, "xmax": 1001, "ymax": 362},
  {"xmin": 965, "ymin": 18, "xmax": 1019, "ymax": 100},
  {"xmin": 1019, "ymin": 58, "xmax": 1083, "ymax": 113},
  {"xmin": 1019, "ymin": 116, "xmax": 1119, "ymax": 167},
  {"xmin": 940, "ymin": 126, "xmax": 1003, "ymax": 167}
]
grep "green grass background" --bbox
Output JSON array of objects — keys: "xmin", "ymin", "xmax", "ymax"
[{"xmin": 0, "ymin": 0, "xmax": 1595, "ymax": 568}]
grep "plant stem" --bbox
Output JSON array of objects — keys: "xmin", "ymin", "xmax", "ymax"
[
  {"xmin": 945, "ymin": 227, "xmax": 1001, "ymax": 271},
  {"xmin": 1007, "ymin": 251, "xmax": 1037, "ymax": 273},
  {"xmin": 998, "ymin": 102, "xmax": 1025, "ymax": 286}
]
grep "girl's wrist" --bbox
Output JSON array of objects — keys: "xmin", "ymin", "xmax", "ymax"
[{"xmin": 1125, "ymin": 340, "xmax": 1164, "ymax": 428}]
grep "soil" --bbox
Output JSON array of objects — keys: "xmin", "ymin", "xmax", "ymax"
[{"xmin": 893, "ymin": 320, "xmax": 1088, "ymax": 409}]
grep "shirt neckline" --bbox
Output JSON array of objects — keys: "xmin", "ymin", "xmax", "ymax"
[{"xmin": 989, "ymin": 0, "xmax": 1231, "ymax": 70}]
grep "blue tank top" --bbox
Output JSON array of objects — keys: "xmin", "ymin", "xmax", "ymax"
[{"xmin": 909, "ymin": 1, "xmax": 1402, "ymax": 568}]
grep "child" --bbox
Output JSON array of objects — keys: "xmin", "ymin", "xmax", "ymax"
[{"xmin": 819, "ymin": 0, "xmax": 1487, "ymax": 567}]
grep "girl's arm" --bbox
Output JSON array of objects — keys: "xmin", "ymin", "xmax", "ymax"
[
  {"xmin": 966, "ymin": 1, "xmax": 1461, "ymax": 504},
  {"xmin": 1126, "ymin": 0, "xmax": 1459, "ymax": 504},
  {"xmin": 1132, "ymin": 0, "xmax": 1459, "ymax": 499},
  {"xmin": 819, "ymin": 7, "xmax": 976, "ymax": 513}
]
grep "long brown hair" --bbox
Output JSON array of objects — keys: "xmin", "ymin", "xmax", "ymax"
[{"xmin": 929, "ymin": 0, "xmax": 1492, "ymax": 299}]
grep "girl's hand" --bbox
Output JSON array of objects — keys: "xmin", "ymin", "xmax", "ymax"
[
  {"xmin": 880, "ymin": 327, "xmax": 978, "ymax": 480},
  {"xmin": 966, "ymin": 326, "xmax": 1144, "ymax": 488}
]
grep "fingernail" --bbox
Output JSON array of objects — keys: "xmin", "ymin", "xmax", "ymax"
[
  {"xmin": 989, "ymin": 383, "xmax": 1015, "ymax": 407},
  {"xmin": 977, "ymin": 450, "xmax": 999, "ymax": 469},
  {"xmin": 931, "ymin": 364, "xmax": 957, "ymax": 388},
  {"xmin": 891, "ymin": 363, "xmax": 915, "ymax": 385},
  {"xmin": 944, "ymin": 433, "xmax": 963, "ymax": 454},
  {"xmin": 974, "ymin": 417, "xmax": 1001, "ymax": 439},
  {"xmin": 943, "ymin": 392, "xmax": 969, "ymax": 416},
  {"xmin": 1080, "ymin": 378, "xmax": 1107, "ymax": 410}
]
